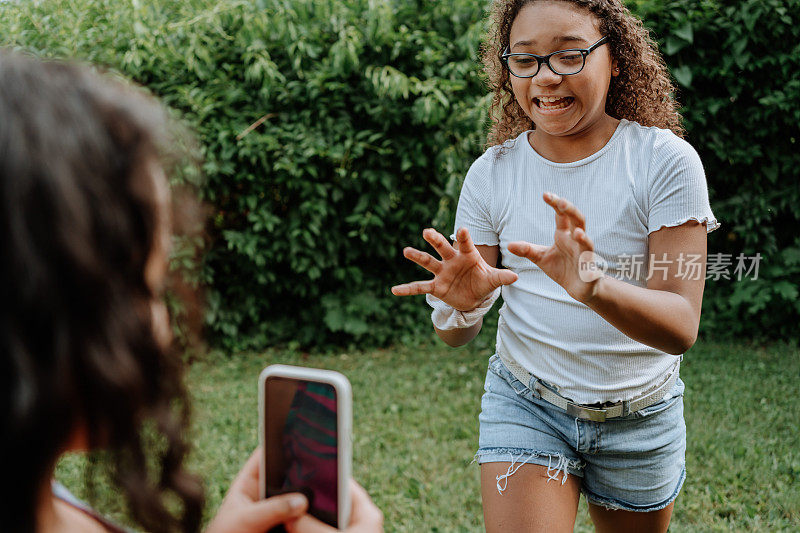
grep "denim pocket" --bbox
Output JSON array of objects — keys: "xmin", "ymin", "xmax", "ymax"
[
  {"xmin": 633, "ymin": 393, "xmax": 681, "ymax": 419},
  {"xmin": 633, "ymin": 378, "xmax": 685, "ymax": 419},
  {"xmin": 487, "ymin": 354, "xmax": 540, "ymax": 402}
]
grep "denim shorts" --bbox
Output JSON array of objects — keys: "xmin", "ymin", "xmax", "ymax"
[{"xmin": 476, "ymin": 354, "xmax": 686, "ymax": 512}]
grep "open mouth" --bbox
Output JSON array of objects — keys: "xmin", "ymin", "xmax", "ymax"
[{"xmin": 534, "ymin": 96, "xmax": 575, "ymax": 110}]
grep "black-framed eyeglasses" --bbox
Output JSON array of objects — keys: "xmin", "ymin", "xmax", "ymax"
[{"xmin": 501, "ymin": 36, "xmax": 609, "ymax": 78}]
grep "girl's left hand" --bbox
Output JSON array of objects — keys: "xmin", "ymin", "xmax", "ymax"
[{"xmin": 507, "ymin": 192, "xmax": 604, "ymax": 303}]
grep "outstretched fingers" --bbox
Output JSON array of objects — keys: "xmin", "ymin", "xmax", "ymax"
[
  {"xmin": 454, "ymin": 226, "xmax": 476, "ymax": 254},
  {"xmin": 391, "ymin": 228, "xmax": 457, "ymax": 298},
  {"xmin": 507, "ymin": 241, "xmax": 549, "ymax": 263},
  {"xmin": 391, "ymin": 279, "xmax": 435, "ymax": 297},
  {"xmin": 544, "ymin": 192, "xmax": 586, "ymax": 232},
  {"xmin": 403, "ymin": 247, "xmax": 442, "ymax": 275},
  {"xmin": 422, "ymin": 228, "xmax": 456, "ymax": 260}
]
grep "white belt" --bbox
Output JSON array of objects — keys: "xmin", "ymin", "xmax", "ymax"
[{"xmin": 497, "ymin": 353, "xmax": 679, "ymax": 422}]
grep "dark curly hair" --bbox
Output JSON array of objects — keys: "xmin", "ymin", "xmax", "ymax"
[
  {"xmin": 483, "ymin": 0, "xmax": 684, "ymax": 149},
  {"xmin": 0, "ymin": 49, "xmax": 205, "ymax": 532}
]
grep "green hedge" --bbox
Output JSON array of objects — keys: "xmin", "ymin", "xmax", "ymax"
[
  {"xmin": 2, "ymin": 0, "xmax": 489, "ymax": 349},
  {"xmin": 2, "ymin": 0, "xmax": 798, "ymax": 349}
]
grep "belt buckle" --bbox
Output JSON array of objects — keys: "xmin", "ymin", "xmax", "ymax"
[{"xmin": 566, "ymin": 402, "xmax": 607, "ymax": 422}]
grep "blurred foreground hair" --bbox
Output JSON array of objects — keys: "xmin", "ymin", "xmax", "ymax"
[{"xmin": 0, "ymin": 49, "xmax": 205, "ymax": 532}]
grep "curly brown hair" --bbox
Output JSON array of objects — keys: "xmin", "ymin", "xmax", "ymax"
[
  {"xmin": 0, "ymin": 49, "xmax": 205, "ymax": 532},
  {"xmin": 483, "ymin": 0, "xmax": 684, "ymax": 149}
]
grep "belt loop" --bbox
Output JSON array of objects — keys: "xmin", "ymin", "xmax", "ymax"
[
  {"xmin": 621, "ymin": 400, "xmax": 631, "ymax": 417},
  {"xmin": 528, "ymin": 377, "xmax": 543, "ymax": 399}
]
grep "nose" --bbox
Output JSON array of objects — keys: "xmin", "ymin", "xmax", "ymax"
[{"xmin": 533, "ymin": 62, "xmax": 563, "ymax": 85}]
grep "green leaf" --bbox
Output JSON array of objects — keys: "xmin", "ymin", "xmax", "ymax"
[
  {"xmin": 664, "ymin": 36, "xmax": 688, "ymax": 56},
  {"xmin": 781, "ymin": 247, "xmax": 800, "ymax": 266},
  {"xmin": 674, "ymin": 22, "xmax": 693, "ymax": 44},
  {"xmin": 774, "ymin": 281, "xmax": 799, "ymax": 301},
  {"xmin": 672, "ymin": 65, "xmax": 693, "ymax": 87}
]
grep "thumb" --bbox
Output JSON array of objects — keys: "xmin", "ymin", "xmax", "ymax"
[
  {"xmin": 508, "ymin": 241, "xmax": 548, "ymax": 263},
  {"xmin": 243, "ymin": 493, "xmax": 308, "ymax": 530},
  {"xmin": 488, "ymin": 267, "xmax": 518, "ymax": 287}
]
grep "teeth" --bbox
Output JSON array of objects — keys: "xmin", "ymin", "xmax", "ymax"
[{"xmin": 537, "ymin": 96, "xmax": 572, "ymax": 109}]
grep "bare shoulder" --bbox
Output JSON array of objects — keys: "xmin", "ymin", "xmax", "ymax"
[{"xmin": 52, "ymin": 497, "xmax": 112, "ymax": 533}]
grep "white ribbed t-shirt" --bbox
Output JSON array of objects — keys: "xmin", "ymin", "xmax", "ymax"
[{"xmin": 453, "ymin": 119, "xmax": 719, "ymax": 404}]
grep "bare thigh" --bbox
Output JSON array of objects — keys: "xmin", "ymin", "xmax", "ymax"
[
  {"xmin": 481, "ymin": 463, "xmax": 581, "ymax": 533},
  {"xmin": 588, "ymin": 501, "xmax": 674, "ymax": 533}
]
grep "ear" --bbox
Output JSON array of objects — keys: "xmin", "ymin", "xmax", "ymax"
[{"xmin": 611, "ymin": 58, "xmax": 620, "ymax": 77}]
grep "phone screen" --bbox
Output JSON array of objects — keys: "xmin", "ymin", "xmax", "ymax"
[{"xmin": 264, "ymin": 376, "xmax": 339, "ymax": 530}]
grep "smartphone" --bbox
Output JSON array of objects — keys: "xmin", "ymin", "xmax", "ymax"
[{"xmin": 259, "ymin": 365, "xmax": 352, "ymax": 531}]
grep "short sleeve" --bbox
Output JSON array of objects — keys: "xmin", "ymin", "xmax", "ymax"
[
  {"xmin": 647, "ymin": 134, "xmax": 720, "ymax": 234},
  {"xmin": 451, "ymin": 155, "xmax": 498, "ymax": 245}
]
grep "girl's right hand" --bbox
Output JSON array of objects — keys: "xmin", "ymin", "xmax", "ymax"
[{"xmin": 391, "ymin": 227, "xmax": 518, "ymax": 311}]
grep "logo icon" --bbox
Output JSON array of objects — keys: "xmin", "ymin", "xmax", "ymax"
[{"xmin": 578, "ymin": 251, "xmax": 608, "ymax": 282}]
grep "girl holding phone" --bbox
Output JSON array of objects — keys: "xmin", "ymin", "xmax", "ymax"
[{"xmin": 0, "ymin": 49, "xmax": 381, "ymax": 533}]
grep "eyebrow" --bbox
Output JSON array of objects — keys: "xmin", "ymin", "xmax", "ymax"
[{"xmin": 511, "ymin": 35, "xmax": 588, "ymax": 49}]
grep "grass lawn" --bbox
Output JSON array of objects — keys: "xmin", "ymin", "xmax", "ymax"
[{"xmin": 57, "ymin": 336, "xmax": 800, "ymax": 531}]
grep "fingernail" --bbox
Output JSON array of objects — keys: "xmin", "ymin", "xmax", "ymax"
[{"xmin": 289, "ymin": 494, "xmax": 307, "ymax": 511}]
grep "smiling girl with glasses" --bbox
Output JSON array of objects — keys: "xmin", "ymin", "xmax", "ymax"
[{"xmin": 393, "ymin": 1, "xmax": 719, "ymax": 531}]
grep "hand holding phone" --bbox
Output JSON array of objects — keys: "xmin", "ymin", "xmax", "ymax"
[
  {"xmin": 259, "ymin": 365, "xmax": 353, "ymax": 531},
  {"xmin": 205, "ymin": 449, "xmax": 309, "ymax": 533},
  {"xmin": 205, "ymin": 450, "xmax": 383, "ymax": 533},
  {"xmin": 287, "ymin": 480, "xmax": 384, "ymax": 533}
]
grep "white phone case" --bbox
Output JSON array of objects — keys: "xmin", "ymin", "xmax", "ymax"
[{"xmin": 258, "ymin": 364, "xmax": 352, "ymax": 529}]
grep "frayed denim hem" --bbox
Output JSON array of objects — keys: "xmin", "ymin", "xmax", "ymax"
[
  {"xmin": 474, "ymin": 447, "xmax": 585, "ymax": 495},
  {"xmin": 582, "ymin": 466, "xmax": 686, "ymax": 512}
]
